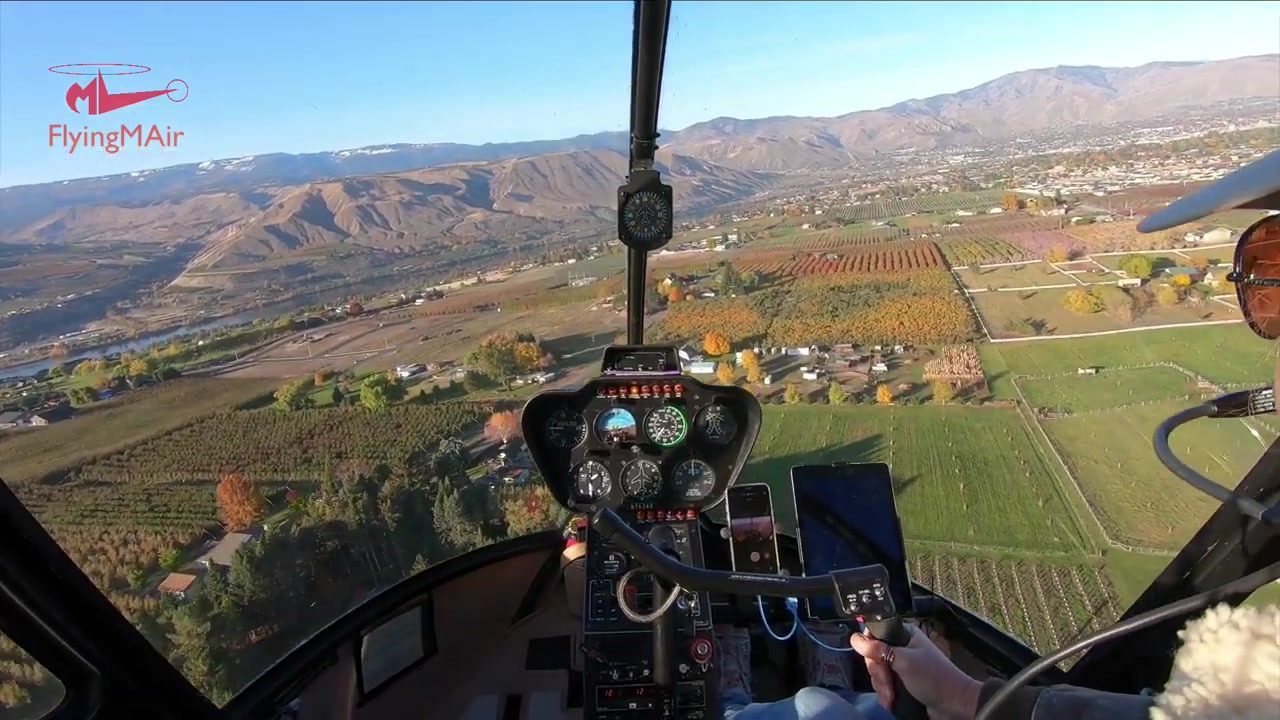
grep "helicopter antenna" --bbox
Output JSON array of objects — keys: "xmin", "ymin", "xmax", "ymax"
[{"xmin": 621, "ymin": 0, "xmax": 674, "ymax": 344}]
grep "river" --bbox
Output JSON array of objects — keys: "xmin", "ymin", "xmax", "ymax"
[{"xmin": 0, "ymin": 299, "xmax": 316, "ymax": 378}]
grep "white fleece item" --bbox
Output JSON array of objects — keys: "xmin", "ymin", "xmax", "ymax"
[{"xmin": 1149, "ymin": 602, "xmax": 1280, "ymax": 720}]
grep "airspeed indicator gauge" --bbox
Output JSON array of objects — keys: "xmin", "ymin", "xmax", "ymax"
[
  {"xmin": 644, "ymin": 406, "xmax": 688, "ymax": 448},
  {"xmin": 545, "ymin": 408, "xmax": 587, "ymax": 449}
]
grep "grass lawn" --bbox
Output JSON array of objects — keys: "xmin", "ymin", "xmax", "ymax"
[
  {"xmin": 1041, "ymin": 400, "xmax": 1275, "ymax": 550},
  {"xmin": 1104, "ymin": 549, "xmax": 1280, "ymax": 609},
  {"xmin": 1016, "ymin": 366, "xmax": 1201, "ymax": 413},
  {"xmin": 955, "ymin": 263, "xmax": 1069, "ymax": 290},
  {"xmin": 748, "ymin": 405, "xmax": 1088, "ymax": 553},
  {"xmin": 984, "ymin": 325, "xmax": 1274, "ymax": 391}
]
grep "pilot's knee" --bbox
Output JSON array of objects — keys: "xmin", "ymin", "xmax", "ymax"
[{"xmin": 793, "ymin": 686, "xmax": 860, "ymax": 719}]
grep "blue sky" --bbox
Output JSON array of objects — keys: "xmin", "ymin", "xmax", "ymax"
[{"xmin": 0, "ymin": 0, "xmax": 1276, "ymax": 187}]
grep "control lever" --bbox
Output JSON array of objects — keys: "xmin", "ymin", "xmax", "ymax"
[
  {"xmin": 646, "ymin": 524, "xmax": 679, "ymax": 719},
  {"xmin": 863, "ymin": 619, "xmax": 929, "ymax": 720}
]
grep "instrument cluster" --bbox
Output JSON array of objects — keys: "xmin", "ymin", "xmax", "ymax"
[{"xmin": 522, "ymin": 376, "xmax": 761, "ymax": 513}]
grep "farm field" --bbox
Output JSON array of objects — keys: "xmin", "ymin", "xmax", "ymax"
[
  {"xmin": 1174, "ymin": 245, "xmax": 1236, "ymax": 266},
  {"xmin": 749, "ymin": 405, "xmax": 1088, "ymax": 553},
  {"xmin": 1016, "ymin": 366, "xmax": 1202, "ymax": 414},
  {"xmin": 907, "ymin": 550, "xmax": 1122, "ymax": 659},
  {"xmin": 955, "ymin": 263, "xmax": 1078, "ymax": 290},
  {"xmin": 10, "ymin": 402, "xmax": 490, "ymax": 601},
  {"xmin": 0, "ymin": 377, "xmax": 277, "ymax": 485},
  {"xmin": 1103, "ymin": 549, "xmax": 1280, "ymax": 610},
  {"xmin": 822, "ymin": 192, "xmax": 1003, "ymax": 223},
  {"xmin": 1040, "ymin": 400, "xmax": 1275, "ymax": 550},
  {"xmin": 937, "ymin": 237, "xmax": 1032, "ymax": 267},
  {"xmin": 735, "ymin": 240, "xmax": 945, "ymax": 276},
  {"xmin": 749, "ymin": 225, "xmax": 905, "ymax": 251},
  {"xmin": 971, "ymin": 287, "xmax": 1242, "ymax": 339},
  {"xmin": 984, "ymin": 324, "xmax": 1273, "ymax": 392}
]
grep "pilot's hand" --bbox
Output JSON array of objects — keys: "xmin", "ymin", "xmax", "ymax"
[{"xmin": 850, "ymin": 626, "xmax": 983, "ymax": 720}]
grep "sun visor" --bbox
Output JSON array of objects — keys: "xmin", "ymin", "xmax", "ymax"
[{"xmin": 1137, "ymin": 149, "xmax": 1280, "ymax": 233}]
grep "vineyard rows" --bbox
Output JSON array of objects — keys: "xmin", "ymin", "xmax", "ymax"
[
  {"xmin": 752, "ymin": 226, "xmax": 907, "ymax": 251},
  {"xmin": 908, "ymin": 553, "xmax": 1121, "ymax": 664},
  {"xmin": 822, "ymin": 193, "xmax": 1003, "ymax": 222},
  {"xmin": 72, "ymin": 403, "xmax": 491, "ymax": 485},
  {"xmin": 937, "ymin": 237, "xmax": 1033, "ymax": 266},
  {"xmin": 739, "ymin": 241, "xmax": 944, "ymax": 277},
  {"xmin": 15, "ymin": 482, "xmax": 219, "ymax": 592}
]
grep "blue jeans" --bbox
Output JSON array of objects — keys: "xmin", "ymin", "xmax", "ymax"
[{"xmin": 721, "ymin": 686, "xmax": 894, "ymax": 720}]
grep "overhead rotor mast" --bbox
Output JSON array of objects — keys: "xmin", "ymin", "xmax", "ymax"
[{"xmin": 623, "ymin": 0, "xmax": 674, "ymax": 345}]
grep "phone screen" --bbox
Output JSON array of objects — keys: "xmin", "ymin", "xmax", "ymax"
[
  {"xmin": 726, "ymin": 484, "xmax": 780, "ymax": 574},
  {"xmin": 791, "ymin": 464, "xmax": 913, "ymax": 620}
]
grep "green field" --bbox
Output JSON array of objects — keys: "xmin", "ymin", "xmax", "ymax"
[
  {"xmin": 1041, "ymin": 400, "xmax": 1275, "ymax": 549},
  {"xmin": 954, "ymin": 263, "xmax": 1068, "ymax": 290},
  {"xmin": 747, "ymin": 405, "xmax": 1087, "ymax": 552},
  {"xmin": 972, "ymin": 287, "xmax": 1242, "ymax": 339},
  {"xmin": 1016, "ymin": 366, "xmax": 1201, "ymax": 413},
  {"xmin": 1103, "ymin": 549, "xmax": 1280, "ymax": 609},
  {"xmin": 984, "ymin": 325, "xmax": 1274, "ymax": 394}
]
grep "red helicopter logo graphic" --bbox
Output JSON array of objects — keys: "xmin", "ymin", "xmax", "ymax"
[{"xmin": 49, "ymin": 63, "xmax": 187, "ymax": 115}]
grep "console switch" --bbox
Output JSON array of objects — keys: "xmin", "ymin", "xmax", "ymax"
[{"xmin": 689, "ymin": 637, "xmax": 714, "ymax": 664}]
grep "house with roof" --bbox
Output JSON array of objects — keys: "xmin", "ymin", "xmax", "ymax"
[
  {"xmin": 157, "ymin": 572, "xmax": 201, "ymax": 600},
  {"xmin": 1183, "ymin": 225, "xmax": 1234, "ymax": 245},
  {"xmin": 197, "ymin": 528, "xmax": 264, "ymax": 569},
  {"xmin": 29, "ymin": 405, "xmax": 74, "ymax": 426},
  {"xmin": 0, "ymin": 409, "xmax": 27, "ymax": 429}
]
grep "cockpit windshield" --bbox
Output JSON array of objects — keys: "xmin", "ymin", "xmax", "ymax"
[{"xmin": 0, "ymin": 1, "xmax": 1277, "ymax": 715}]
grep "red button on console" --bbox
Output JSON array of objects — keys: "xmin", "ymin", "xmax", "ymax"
[{"xmin": 690, "ymin": 637, "xmax": 714, "ymax": 664}]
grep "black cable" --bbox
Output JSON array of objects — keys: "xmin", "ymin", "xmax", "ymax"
[
  {"xmin": 976, "ymin": 561, "xmax": 1280, "ymax": 720},
  {"xmin": 1153, "ymin": 400, "xmax": 1274, "ymax": 522}
]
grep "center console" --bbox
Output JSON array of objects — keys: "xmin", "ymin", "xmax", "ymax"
[
  {"xmin": 583, "ymin": 513, "xmax": 715, "ymax": 719},
  {"xmin": 520, "ymin": 346, "xmax": 763, "ymax": 720}
]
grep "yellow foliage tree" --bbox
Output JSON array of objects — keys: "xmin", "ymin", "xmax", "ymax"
[
  {"xmin": 876, "ymin": 384, "xmax": 894, "ymax": 405},
  {"xmin": 932, "ymin": 381, "xmax": 956, "ymax": 405},
  {"xmin": 1046, "ymin": 247, "xmax": 1070, "ymax": 264},
  {"xmin": 1171, "ymin": 274, "xmax": 1193, "ymax": 288},
  {"xmin": 783, "ymin": 384, "xmax": 802, "ymax": 404},
  {"xmin": 739, "ymin": 350, "xmax": 760, "ymax": 374},
  {"xmin": 1063, "ymin": 289, "xmax": 1104, "ymax": 315},
  {"xmin": 715, "ymin": 362, "xmax": 735, "ymax": 386},
  {"xmin": 746, "ymin": 367, "xmax": 764, "ymax": 384},
  {"xmin": 999, "ymin": 193, "xmax": 1022, "ymax": 212},
  {"xmin": 703, "ymin": 332, "xmax": 731, "ymax": 357},
  {"xmin": 1156, "ymin": 285, "xmax": 1181, "ymax": 307}
]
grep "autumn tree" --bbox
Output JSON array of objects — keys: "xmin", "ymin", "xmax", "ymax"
[
  {"xmin": 668, "ymin": 287, "xmax": 686, "ymax": 303},
  {"xmin": 1156, "ymin": 285, "xmax": 1181, "ymax": 307},
  {"xmin": 783, "ymin": 384, "xmax": 802, "ymax": 405},
  {"xmin": 1171, "ymin": 273, "xmax": 1193, "ymax": 288},
  {"xmin": 1046, "ymin": 247, "xmax": 1071, "ymax": 264},
  {"xmin": 502, "ymin": 484, "xmax": 567, "ymax": 538},
  {"xmin": 932, "ymin": 381, "xmax": 956, "ymax": 405},
  {"xmin": 715, "ymin": 362, "xmax": 736, "ymax": 386},
  {"xmin": 1063, "ymin": 289, "xmax": 1104, "ymax": 315},
  {"xmin": 347, "ymin": 301, "xmax": 364, "ymax": 316},
  {"xmin": 876, "ymin": 384, "xmax": 895, "ymax": 405},
  {"xmin": 485, "ymin": 410, "xmax": 522, "ymax": 445},
  {"xmin": 1094, "ymin": 285, "xmax": 1136, "ymax": 321},
  {"xmin": 360, "ymin": 373, "xmax": 405, "ymax": 411},
  {"xmin": 740, "ymin": 349, "xmax": 760, "ymax": 373},
  {"xmin": 1119, "ymin": 255, "xmax": 1154, "ymax": 280},
  {"xmin": 313, "ymin": 370, "xmax": 332, "ymax": 386},
  {"xmin": 216, "ymin": 473, "xmax": 265, "ymax": 531},
  {"xmin": 828, "ymin": 383, "xmax": 848, "ymax": 406},
  {"xmin": 703, "ymin": 332, "xmax": 731, "ymax": 357},
  {"xmin": 467, "ymin": 332, "xmax": 552, "ymax": 388},
  {"xmin": 999, "ymin": 193, "xmax": 1022, "ymax": 212},
  {"xmin": 273, "ymin": 378, "xmax": 315, "ymax": 411}
]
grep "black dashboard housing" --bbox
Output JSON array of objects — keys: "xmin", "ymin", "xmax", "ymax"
[{"xmin": 521, "ymin": 351, "xmax": 762, "ymax": 514}]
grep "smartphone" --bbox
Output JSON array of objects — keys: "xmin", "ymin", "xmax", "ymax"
[
  {"xmin": 790, "ymin": 463, "xmax": 914, "ymax": 620},
  {"xmin": 726, "ymin": 483, "xmax": 781, "ymax": 574}
]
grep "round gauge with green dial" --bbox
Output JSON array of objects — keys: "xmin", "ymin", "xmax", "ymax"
[{"xmin": 644, "ymin": 405, "xmax": 688, "ymax": 447}]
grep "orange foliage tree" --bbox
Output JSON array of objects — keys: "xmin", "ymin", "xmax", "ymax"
[
  {"xmin": 216, "ymin": 472, "xmax": 265, "ymax": 531},
  {"xmin": 347, "ymin": 300, "xmax": 364, "ymax": 316},
  {"xmin": 668, "ymin": 287, "xmax": 686, "ymax": 303},
  {"xmin": 703, "ymin": 332, "xmax": 731, "ymax": 356},
  {"xmin": 485, "ymin": 409, "xmax": 522, "ymax": 444}
]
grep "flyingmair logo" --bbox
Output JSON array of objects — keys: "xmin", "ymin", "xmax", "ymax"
[{"xmin": 47, "ymin": 64, "xmax": 188, "ymax": 155}]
